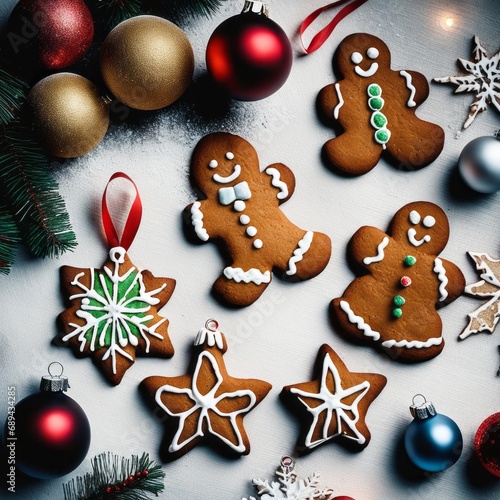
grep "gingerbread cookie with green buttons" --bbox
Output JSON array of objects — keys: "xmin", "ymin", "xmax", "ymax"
[
  {"xmin": 318, "ymin": 33, "xmax": 445, "ymax": 175},
  {"xmin": 330, "ymin": 201, "xmax": 465, "ymax": 362}
]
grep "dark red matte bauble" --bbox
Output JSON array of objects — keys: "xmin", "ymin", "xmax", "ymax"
[
  {"xmin": 474, "ymin": 412, "xmax": 500, "ymax": 478},
  {"xmin": 7, "ymin": 0, "xmax": 94, "ymax": 70},
  {"xmin": 206, "ymin": 12, "xmax": 292, "ymax": 101},
  {"xmin": 8, "ymin": 391, "xmax": 91, "ymax": 479},
  {"xmin": 333, "ymin": 497, "xmax": 356, "ymax": 500}
]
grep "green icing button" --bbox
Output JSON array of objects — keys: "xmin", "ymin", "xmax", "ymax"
[
  {"xmin": 368, "ymin": 83, "xmax": 381, "ymax": 97},
  {"xmin": 375, "ymin": 129, "xmax": 390, "ymax": 143},
  {"xmin": 404, "ymin": 255, "xmax": 417, "ymax": 266},
  {"xmin": 393, "ymin": 308, "xmax": 403, "ymax": 319},
  {"xmin": 369, "ymin": 97, "xmax": 384, "ymax": 110},
  {"xmin": 372, "ymin": 112, "xmax": 387, "ymax": 128}
]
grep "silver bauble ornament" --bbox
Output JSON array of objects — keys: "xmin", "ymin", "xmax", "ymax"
[{"xmin": 458, "ymin": 133, "xmax": 500, "ymax": 193}]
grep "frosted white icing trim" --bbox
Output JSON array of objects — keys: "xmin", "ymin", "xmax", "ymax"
[
  {"xmin": 265, "ymin": 167, "xmax": 288, "ymax": 200},
  {"xmin": 253, "ymin": 239, "xmax": 263, "ymax": 249},
  {"xmin": 409, "ymin": 210, "xmax": 421, "ymax": 225},
  {"xmin": 367, "ymin": 47, "xmax": 379, "ymax": 59},
  {"xmin": 239, "ymin": 214, "xmax": 250, "ymax": 225},
  {"xmin": 399, "ymin": 70, "xmax": 417, "ymax": 107},
  {"xmin": 213, "ymin": 164, "xmax": 241, "ymax": 184},
  {"xmin": 407, "ymin": 228, "xmax": 431, "ymax": 247},
  {"xmin": 289, "ymin": 353, "xmax": 370, "ymax": 447},
  {"xmin": 363, "ymin": 236, "xmax": 389, "ymax": 265},
  {"xmin": 155, "ymin": 351, "xmax": 257, "ymax": 453},
  {"xmin": 433, "ymin": 257, "xmax": 449, "ymax": 302},
  {"xmin": 286, "ymin": 231, "xmax": 313, "ymax": 276},
  {"xmin": 333, "ymin": 82, "xmax": 344, "ymax": 119},
  {"xmin": 339, "ymin": 300, "xmax": 381, "ymax": 341},
  {"xmin": 355, "ymin": 62, "xmax": 378, "ymax": 78},
  {"xmin": 381, "ymin": 336, "xmax": 443, "ymax": 349},
  {"xmin": 191, "ymin": 201, "xmax": 209, "ymax": 241},
  {"xmin": 224, "ymin": 267, "xmax": 271, "ymax": 285},
  {"xmin": 423, "ymin": 215, "xmax": 436, "ymax": 228},
  {"xmin": 195, "ymin": 326, "xmax": 224, "ymax": 349}
]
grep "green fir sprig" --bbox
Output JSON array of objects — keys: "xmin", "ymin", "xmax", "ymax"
[
  {"xmin": 0, "ymin": 203, "xmax": 19, "ymax": 274},
  {"xmin": 0, "ymin": 67, "xmax": 28, "ymax": 124},
  {"xmin": 63, "ymin": 452, "xmax": 165, "ymax": 500},
  {"xmin": 0, "ymin": 119, "xmax": 77, "ymax": 261}
]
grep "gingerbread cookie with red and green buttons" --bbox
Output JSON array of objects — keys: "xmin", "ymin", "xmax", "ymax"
[
  {"xmin": 330, "ymin": 201, "xmax": 465, "ymax": 362},
  {"xmin": 318, "ymin": 33, "xmax": 445, "ymax": 175}
]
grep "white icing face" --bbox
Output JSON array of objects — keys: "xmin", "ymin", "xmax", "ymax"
[
  {"xmin": 407, "ymin": 210, "xmax": 433, "ymax": 247},
  {"xmin": 351, "ymin": 47, "xmax": 379, "ymax": 78},
  {"xmin": 208, "ymin": 152, "xmax": 243, "ymax": 184}
]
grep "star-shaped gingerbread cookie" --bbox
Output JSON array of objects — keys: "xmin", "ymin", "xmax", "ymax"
[
  {"xmin": 141, "ymin": 321, "xmax": 272, "ymax": 461},
  {"xmin": 281, "ymin": 344, "xmax": 386, "ymax": 452},
  {"xmin": 57, "ymin": 246, "xmax": 175, "ymax": 385}
]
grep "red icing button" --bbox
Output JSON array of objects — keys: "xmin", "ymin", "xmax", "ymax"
[
  {"xmin": 400, "ymin": 276, "xmax": 412, "ymax": 287},
  {"xmin": 474, "ymin": 412, "xmax": 500, "ymax": 478}
]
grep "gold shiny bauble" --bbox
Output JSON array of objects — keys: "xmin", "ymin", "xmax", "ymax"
[
  {"xmin": 100, "ymin": 15, "xmax": 194, "ymax": 111},
  {"xmin": 28, "ymin": 73, "xmax": 109, "ymax": 158}
]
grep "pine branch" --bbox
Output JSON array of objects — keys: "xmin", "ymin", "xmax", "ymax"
[
  {"xmin": 0, "ymin": 200, "xmax": 19, "ymax": 274},
  {"xmin": 63, "ymin": 452, "xmax": 165, "ymax": 500},
  {"xmin": 0, "ymin": 119, "xmax": 77, "ymax": 258},
  {"xmin": 0, "ymin": 67, "xmax": 28, "ymax": 125},
  {"xmin": 88, "ymin": 0, "xmax": 143, "ymax": 28},
  {"xmin": 162, "ymin": 0, "xmax": 228, "ymax": 18}
]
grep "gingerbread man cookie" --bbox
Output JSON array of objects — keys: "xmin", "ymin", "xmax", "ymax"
[
  {"xmin": 185, "ymin": 132, "xmax": 331, "ymax": 307},
  {"xmin": 140, "ymin": 320, "xmax": 271, "ymax": 461},
  {"xmin": 318, "ymin": 33, "xmax": 445, "ymax": 175},
  {"xmin": 331, "ymin": 201, "xmax": 465, "ymax": 362}
]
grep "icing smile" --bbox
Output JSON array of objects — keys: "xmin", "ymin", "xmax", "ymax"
[
  {"xmin": 355, "ymin": 63, "xmax": 378, "ymax": 77},
  {"xmin": 407, "ymin": 228, "xmax": 431, "ymax": 247},
  {"xmin": 213, "ymin": 164, "xmax": 241, "ymax": 184}
]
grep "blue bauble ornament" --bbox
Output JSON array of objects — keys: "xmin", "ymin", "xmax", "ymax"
[{"xmin": 404, "ymin": 395, "xmax": 462, "ymax": 472}]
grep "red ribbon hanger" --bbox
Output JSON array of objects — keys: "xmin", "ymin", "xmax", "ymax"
[
  {"xmin": 101, "ymin": 172, "xmax": 142, "ymax": 251},
  {"xmin": 300, "ymin": 0, "xmax": 369, "ymax": 54}
]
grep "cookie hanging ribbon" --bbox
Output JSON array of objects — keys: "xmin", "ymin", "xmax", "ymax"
[
  {"xmin": 300, "ymin": 0, "xmax": 369, "ymax": 54},
  {"xmin": 101, "ymin": 172, "xmax": 143, "ymax": 251}
]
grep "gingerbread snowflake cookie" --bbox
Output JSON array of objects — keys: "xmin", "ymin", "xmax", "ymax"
[
  {"xmin": 141, "ymin": 320, "xmax": 272, "ymax": 461},
  {"xmin": 330, "ymin": 201, "xmax": 465, "ymax": 362},
  {"xmin": 318, "ymin": 33, "xmax": 445, "ymax": 175},
  {"xmin": 434, "ymin": 36, "xmax": 500, "ymax": 129},
  {"xmin": 460, "ymin": 252, "xmax": 500, "ymax": 340},
  {"xmin": 185, "ymin": 132, "xmax": 331, "ymax": 307},
  {"xmin": 281, "ymin": 344, "xmax": 386, "ymax": 452},
  {"xmin": 57, "ymin": 173, "xmax": 176, "ymax": 385}
]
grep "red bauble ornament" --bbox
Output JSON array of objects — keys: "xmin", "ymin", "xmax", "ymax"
[
  {"xmin": 474, "ymin": 412, "xmax": 500, "ymax": 478},
  {"xmin": 4, "ymin": 363, "xmax": 91, "ymax": 479},
  {"xmin": 7, "ymin": 0, "xmax": 93, "ymax": 70},
  {"xmin": 206, "ymin": 1, "xmax": 292, "ymax": 101}
]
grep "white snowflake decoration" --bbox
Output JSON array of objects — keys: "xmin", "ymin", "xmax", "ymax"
[
  {"xmin": 434, "ymin": 36, "xmax": 500, "ymax": 128},
  {"xmin": 242, "ymin": 457, "xmax": 335, "ymax": 500}
]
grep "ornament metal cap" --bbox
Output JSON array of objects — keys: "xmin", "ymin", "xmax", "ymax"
[
  {"xmin": 409, "ymin": 394, "xmax": 436, "ymax": 420},
  {"xmin": 242, "ymin": 0, "xmax": 269, "ymax": 17},
  {"xmin": 40, "ymin": 362, "xmax": 70, "ymax": 392}
]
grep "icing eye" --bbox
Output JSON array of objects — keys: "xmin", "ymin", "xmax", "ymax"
[
  {"xmin": 208, "ymin": 160, "xmax": 218, "ymax": 169},
  {"xmin": 367, "ymin": 47, "xmax": 379, "ymax": 59},
  {"xmin": 351, "ymin": 52, "xmax": 363, "ymax": 64},
  {"xmin": 409, "ymin": 210, "xmax": 421, "ymax": 225},
  {"xmin": 225, "ymin": 152, "xmax": 235, "ymax": 160},
  {"xmin": 423, "ymin": 215, "xmax": 436, "ymax": 228}
]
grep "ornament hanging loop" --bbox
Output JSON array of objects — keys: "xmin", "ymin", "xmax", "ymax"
[
  {"xmin": 48, "ymin": 361, "xmax": 64, "ymax": 377},
  {"xmin": 409, "ymin": 394, "xmax": 436, "ymax": 420},
  {"xmin": 101, "ymin": 172, "xmax": 143, "ymax": 252},
  {"xmin": 205, "ymin": 319, "xmax": 220, "ymax": 332},
  {"xmin": 280, "ymin": 455, "xmax": 295, "ymax": 474}
]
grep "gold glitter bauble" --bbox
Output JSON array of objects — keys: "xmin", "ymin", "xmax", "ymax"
[
  {"xmin": 99, "ymin": 15, "xmax": 194, "ymax": 111},
  {"xmin": 28, "ymin": 73, "xmax": 109, "ymax": 158}
]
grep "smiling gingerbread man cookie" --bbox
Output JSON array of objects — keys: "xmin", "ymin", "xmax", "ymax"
[
  {"xmin": 185, "ymin": 132, "xmax": 331, "ymax": 307},
  {"xmin": 331, "ymin": 201, "xmax": 465, "ymax": 362},
  {"xmin": 318, "ymin": 33, "xmax": 445, "ymax": 175}
]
